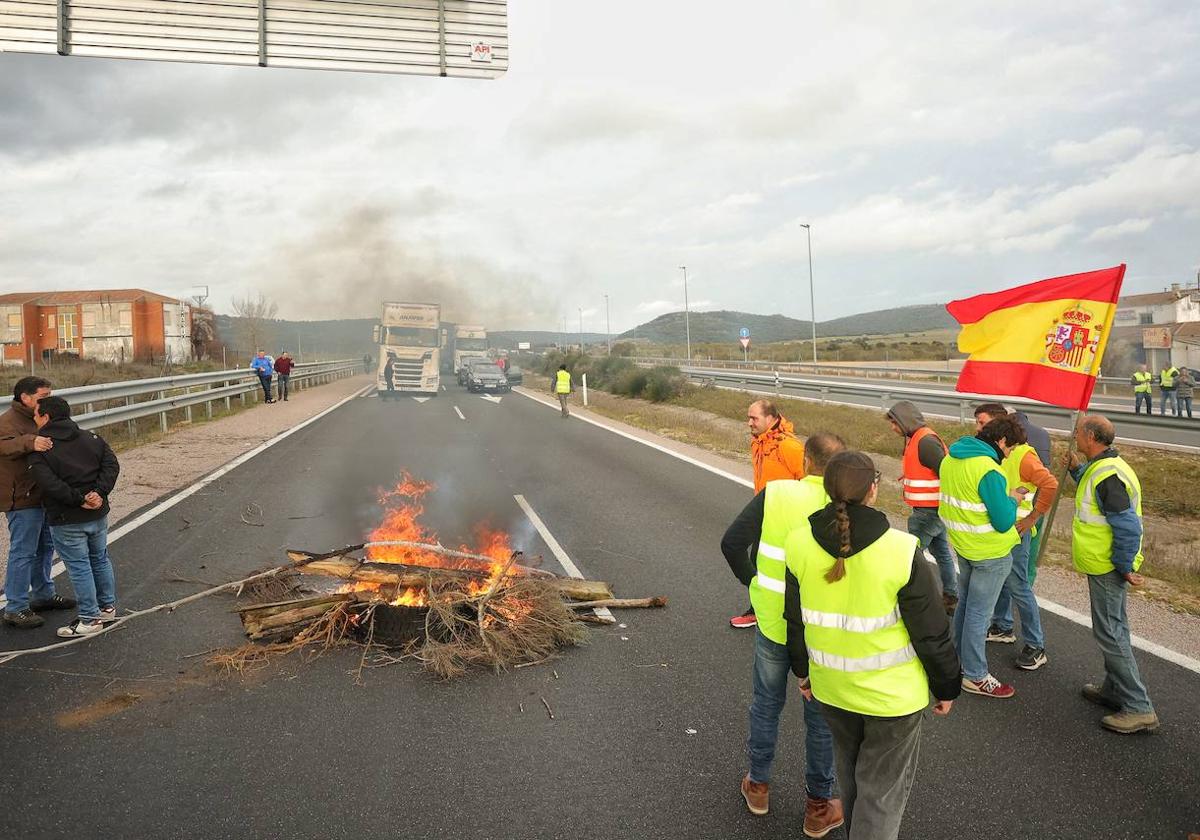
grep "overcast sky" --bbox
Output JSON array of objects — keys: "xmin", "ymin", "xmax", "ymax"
[{"xmin": 2, "ymin": 0, "xmax": 1198, "ymax": 331}]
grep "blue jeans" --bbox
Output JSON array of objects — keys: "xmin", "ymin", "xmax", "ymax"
[
  {"xmin": 1133, "ymin": 392, "xmax": 1151, "ymax": 414},
  {"xmin": 1180, "ymin": 395, "xmax": 1193, "ymax": 419},
  {"xmin": 3, "ymin": 508, "xmax": 57, "ymax": 613},
  {"xmin": 991, "ymin": 531, "xmax": 1045, "ymax": 649},
  {"xmin": 1087, "ymin": 572, "xmax": 1153, "ymax": 714},
  {"xmin": 747, "ymin": 629, "xmax": 836, "ymax": 799},
  {"xmin": 907, "ymin": 507, "xmax": 957, "ymax": 598},
  {"xmin": 953, "ymin": 553, "xmax": 1013, "ymax": 681},
  {"xmin": 1160, "ymin": 389, "xmax": 1177, "ymax": 416},
  {"xmin": 277, "ymin": 374, "xmax": 290, "ymax": 400},
  {"xmin": 50, "ymin": 517, "xmax": 115, "ymax": 621}
]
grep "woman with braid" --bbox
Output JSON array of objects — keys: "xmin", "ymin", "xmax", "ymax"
[{"xmin": 782, "ymin": 451, "xmax": 960, "ymax": 840}]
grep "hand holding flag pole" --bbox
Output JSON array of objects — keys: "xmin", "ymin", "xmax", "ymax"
[{"xmin": 946, "ymin": 265, "xmax": 1127, "ymax": 570}]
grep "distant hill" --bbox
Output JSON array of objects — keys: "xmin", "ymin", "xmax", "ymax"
[
  {"xmin": 490, "ymin": 330, "xmax": 608, "ymax": 349},
  {"xmin": 619, "ymin": 304, "xmax": 954, "ymax": 344}
]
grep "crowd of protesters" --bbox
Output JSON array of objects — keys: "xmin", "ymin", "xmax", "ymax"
[{"xmin": 721, "ymin": 397, "xmax": 1158, "ymax": 840}]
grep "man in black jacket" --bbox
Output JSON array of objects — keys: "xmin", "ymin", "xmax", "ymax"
[{"xmin": 28, "ymin": 396, "xmax": 120, "ymax": 638}]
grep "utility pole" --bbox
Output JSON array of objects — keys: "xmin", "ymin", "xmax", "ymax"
[
  {"xmin": 604, "ymin": 294, "xmax": 611, "ymax": 354},
  {"xmin": 578, "ymin": 307, "xmax": 584, "ymax": 350},
  {"xmin": 679, "ymin": 265, "xmax": 691, "ymax": 362},
  {"xmin": 799, "ymin": 224, "xmax": 817, "ymax": 363}
]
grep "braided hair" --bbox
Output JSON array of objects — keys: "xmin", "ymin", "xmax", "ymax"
[{"xmin": 821, "ymin": 451, "xmax": 879, "ymax": 582}]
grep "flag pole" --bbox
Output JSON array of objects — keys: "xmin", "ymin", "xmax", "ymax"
[{"xmin": 1031, "ymin": 264, "xmax": 1125, "ymax": 570}]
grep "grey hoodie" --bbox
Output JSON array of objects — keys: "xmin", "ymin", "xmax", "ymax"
[{"xmin": 887, "ymin": 401, "xmax": 946, "ymax": 474}]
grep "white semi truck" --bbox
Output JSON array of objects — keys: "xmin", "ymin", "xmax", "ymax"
[
  {"xmin": 374, "ymin": 302, "xmax": 441, "ymax": 397},
  {"xmin": 452, "ymin": 324, "xmax": 488, "ymax": 384}
]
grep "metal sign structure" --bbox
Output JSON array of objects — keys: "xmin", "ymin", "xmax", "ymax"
[{"xmin": 0, "ymin": 0, "xmax": 507, "ymax": 79}]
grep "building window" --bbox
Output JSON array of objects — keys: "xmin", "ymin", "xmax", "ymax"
[
  {"xmin": 6, "ymin": 314, "xmax": 18, "ymax": 329},
  {"xmin": 1139, "ymin": 312, "xmax": 1154, "ymax": 325},
  {"xmin": 82, "ymin": 310, "xmax": 97, "ymax": 328},
  {"xmin": 57, "ymin": 313, "xmax": 77, "ymax": 351}
]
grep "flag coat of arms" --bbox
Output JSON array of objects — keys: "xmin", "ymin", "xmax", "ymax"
[{"xmin": 946, "ymin": 265, "xmax": 1126, "ymax": 411}]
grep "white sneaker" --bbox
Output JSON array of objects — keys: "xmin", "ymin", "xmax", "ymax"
[
  {"xmin": 57, "ymin": 618, "xmax": 106, "ymax": 638},
  {"xmin": 99, "ymin": 606, "xmax": 118, "ymax": 624}
]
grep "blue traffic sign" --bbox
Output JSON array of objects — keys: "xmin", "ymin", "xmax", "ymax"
[{"xmin": 738, "ymin": 327, "xmax": 750, "ymax": 339}]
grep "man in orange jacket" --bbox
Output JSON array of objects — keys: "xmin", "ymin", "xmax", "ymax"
[{"xmin": 731, "ymin": 399, "xmax": 806, "ymax": 629}]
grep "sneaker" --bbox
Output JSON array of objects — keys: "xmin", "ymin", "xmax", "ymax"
[
  {"xmin": 986, "ymin": 624, "xmax": 1016, "ymax": 644},
  {"xmin": 1015, "ymin": 646, "xmax": 1048, "ymax": 671},
  {"xmin": 56, "ymin": 618, "xmax": 105, "ymax": 638},
  {"xmin": 1081, "ymin": 683, "xmax": 1121, "ymax": 711},
  {"xmin": 942, "ymin": 593, "xmax": 958, "ymax": 616},
  {"xmin": 30, "ymin": 594, "xmax": 77, "ymax": 612},
  {"xmin": 740, "ymin": 774, "xmax": 769, "ymax": 816},
  {"xmin": 2, "ymin": 609, "xmax": 45, "ymax": 629},
  {"xmin": 730, "ymin": 609, "xmax": 758, "ymax": 629},
  {"xmin": 803, "ymin": 795, "xmax": 845, "ymax": 839},
  {"xmin": 99, "ymin": 606, "xmax": 118, "ymax": 625},
  {"xmin": 961, "ymin": 674, "xmax": 1016, "ymax": 699},
  {"xmin": 1100, "ymin": 710, "xmax": 1160, "ymax": 734}
]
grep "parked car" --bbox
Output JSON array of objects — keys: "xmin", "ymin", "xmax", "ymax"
[
  {"xmin": 505, "ymin": 365, "xmax": 524, "ymax": 385},
  {"xmin": 466, "ymin": 360, "xmax": 510, "ymax": 393}
]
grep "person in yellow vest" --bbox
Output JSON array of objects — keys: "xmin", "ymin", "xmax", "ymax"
[
  {"xmin": 552, "ymin": 364, "xmax": 573, "ymax": 418},
  {"xmin": 886, "ymin": 401, "xmax": 958, "ymax": 615},
  {"xmin": 784, "ymin": 450, "xmax": 960, "ymax": 840},
  {"xmin": 970, "ymin": 408, "xmax": 1058, "ymax": 670},
  {"xmin": 1159, "ymin": 363, "xmax": 1180, "ymax": 416},
  {"xmin": 1066, "ymin": 414, "xmax": 1159, "ymax": 733},
  {"xmin": 721, "ymin": 433, "xmax": 845, "ymax": 837},
  {"xmin": 1130, "ymin": 364, "xmax": 1153, "ymax": 415},
  {"xmin": 938, "ymin": 416, "xmax": 1020, "ymax": 699}
]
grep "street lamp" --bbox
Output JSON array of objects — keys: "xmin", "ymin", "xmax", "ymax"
[
  {"xmin": 799, "ymin": 224, "xmax": 817, "ymax": 363},
  {"xmin": 604, "ymin": 294, "xmax": 611, "ymax": 354},
  {"xmin": 679, "ymin": 265, "xmax": 691, "ymax": 362},
  {"xmin": 578, "ymin": 307, "xmax": 584, "ymax": 350}
]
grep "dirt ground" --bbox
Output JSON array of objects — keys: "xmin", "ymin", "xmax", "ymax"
[{"xmin": 0, "ymin": 375, "xmax": 371, "ymax": 585}]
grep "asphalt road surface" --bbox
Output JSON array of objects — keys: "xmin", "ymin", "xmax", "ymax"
[
  {"xmin": 1, "ymin": 387, "xmax": 1196, "ymax": 839},
  {"xmin": 680, "ymin": 366, "xmax": 1200, "ymax": 452}
]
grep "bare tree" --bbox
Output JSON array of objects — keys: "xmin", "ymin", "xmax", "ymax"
[{"xmin": 231, "ymin": 292, "xmax": 279, "ymax": 358}]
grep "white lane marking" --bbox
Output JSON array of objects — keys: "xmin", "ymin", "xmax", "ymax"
[
  {"xmin": 515, "ymin": 389, "xmax": 1200, "ymax": 675},
  {"xmin": 514, "ymin": 493, "xmax": 614, "ymax": 624},
  {"xmin": 481, "ymin": 395, "xmax": 503, "ymax": 403},
  {"xmin": 1, "ymin": 383, "xmax": 375, "ymax": 610},
  {"xmin": 515, "ymin": 390, "xmax": 753, "ymax": 489},
  {"xmin": 440, "ymin": 385, "xmax": 446, "ymax": 391},
  {"xmin": 412, "ymin": 397, "xmax": 431, "ymax": 403},
  {"xmin": 454, "ymin": 406, "xmax": 466, "ymax": 421}
]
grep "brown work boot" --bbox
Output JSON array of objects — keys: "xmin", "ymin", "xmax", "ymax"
[
  {"xmin": 1101, "ymin": 710, "xmax": 1159, "ymax": 734},
  {"xmin": 1081, "ymin": 683, "xmax": 1121, "ymax": 710},
  {"xmin": 740, "ymin": 774, "xmax": 768, "ymax": 816},
  {"xmin": 803, "ymin": 794, "xmax": 844, "ymax": 838}
]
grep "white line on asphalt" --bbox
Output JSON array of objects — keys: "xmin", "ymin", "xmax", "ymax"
[
  {"xmin": 454, "ymin": 406, "xmax": 466, "ymax": 420},
  {"xmin": 1, "ymin": 383, "xmax": 375, "ymax": 610},
  {"xmin": 515, "ymin": 389, "xmax": 1200, "ymax": 675},
  {"xmin": 513, "ymin": 493, "xmax": 615, "ymax": 624}
]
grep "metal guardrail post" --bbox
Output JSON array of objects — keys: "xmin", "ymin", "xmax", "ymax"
[
  {"xmin": 126, "ymin": 397, "xmax": 135, "ymax": 437},
  {"xmin": 158, "ymin": 391, "xmax": 168, "ymax": 433},
  {"xmin": 959, "ymin": 400, "xmax": 967, "ymax": 424}
]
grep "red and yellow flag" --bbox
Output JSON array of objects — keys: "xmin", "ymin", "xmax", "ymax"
[{"xmin": 947, "ymin": 265, "xmax": 1126, "ymax": 410}]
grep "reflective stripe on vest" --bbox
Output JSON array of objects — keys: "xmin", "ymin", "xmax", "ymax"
[
  {"xmin": 901, "ymin": 426, "xmax": 944, "ymax": 508},
  {"xmin": 1072, "ymin": 455, "xmax": 1144, "ymax": 575},
  {"xmin": 1002, "ymin": 443, "xmax": 1037, "ymax": 516},
  {"xmin": 938, "ymin": 451, "xmax": 1019, "ymax": 560},
  {"xmin": 1133, "ymin": 371, "xmax": 1152, "ymax": 393},
  {"xmin": 749, "ymin": 476, "xmax": 830, "ymax": 644},
  {"xmin": 785, "ymin": 526, "xmax": 929, "ymax": 717},
  {"xmin": 1160, "ymin": 368, "xmax": 1178, "ymax": 388},
  {"xmin": 555, "ymin": 370, "xmax": 571, "ymax": 393}
]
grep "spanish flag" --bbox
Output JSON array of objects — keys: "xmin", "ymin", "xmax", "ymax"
[{"xmin": 947, "ymin": 265, "xmax": 1126, "ymax": 411}]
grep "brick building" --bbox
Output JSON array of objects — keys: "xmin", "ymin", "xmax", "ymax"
[{"xmin": 0, "ymin": 289, "xmax": 193, "ymax": 366}]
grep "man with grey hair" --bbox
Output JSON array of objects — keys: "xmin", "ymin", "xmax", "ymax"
[{"xmin": 1067, "ymin": 414, "xmax": 1158, "ymax": 733}]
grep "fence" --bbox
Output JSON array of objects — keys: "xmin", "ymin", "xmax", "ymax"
[{"xmin": 56, "ymin": 360, "xmax": 360, "ymax": 435}]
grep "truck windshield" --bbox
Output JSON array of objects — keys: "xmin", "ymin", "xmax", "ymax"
[
  {"xmin": 456, "ymin": 338, "xmax": 488, "ymax": 351},
  {"xmin": 385, "ymin": 327, "xmax": 439, "ymax": 348}
]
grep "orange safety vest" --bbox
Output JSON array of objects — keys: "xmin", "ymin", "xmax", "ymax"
[{"xmin": 902, "ymin": 426, "xmax": 945, "ymax": 508}]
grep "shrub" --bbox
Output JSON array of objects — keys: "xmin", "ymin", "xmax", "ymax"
[{"xmin": 642, "ymin": 366, "xmax": 688, "ymax": 402}]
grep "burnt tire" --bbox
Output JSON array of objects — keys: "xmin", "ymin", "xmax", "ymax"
[{"xmin": 370, "ymin": 605, "xmax": 429, "ymax": 648}]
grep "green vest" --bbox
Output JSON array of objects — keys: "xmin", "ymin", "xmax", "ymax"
[
  {"xmin": 784, "ymin": 525, "xmax": 929, "ymax": 717},
  {"xmin": 751, "ymin": 476, "xmax": 830, "ymax": 644},
  {"xmin": 1001, "ymin": 443, "xmax": 1037, "ymax": 518},
  {"xmin": 555, "ymin": 370, "xmax": 571, "ymax": 394},
  {"xmin": 1132, "ymin": 371, "xmax": 1152, "ymax": 393},
  {"xmin": 1072, "ymin": 455, "xmax": 1144, "ymax": 575},
  {"xmin": 1160, "ymin": 367, "xmax": 1179, "ymax": 388},
  {"xmin": 938, "ymin": 452, "xmax": 1019, "ymax": 560}
]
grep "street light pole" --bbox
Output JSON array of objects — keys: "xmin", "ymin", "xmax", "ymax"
[
  {"xmin": 679, "ymin": 265, "xmax": 691, "ymax": 362},
  {"xmin": 578, "ymin": 307, "xmax": 584, "ymax": 349},
  {"xmin": 604, "ymin": 294, "xmax": 611, "ymax": 354},
  {"xmin": 799, "ymin": 224, "xmax": 817, "ymax": 363}
]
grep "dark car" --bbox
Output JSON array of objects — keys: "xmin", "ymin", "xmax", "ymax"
[
  {"xmin": 466, "ymin": 360, "xmax": 510, "ymax": 393},
  {"xmin": 505, "ymin": 365, "xmax": 524, "ymax": 385}
]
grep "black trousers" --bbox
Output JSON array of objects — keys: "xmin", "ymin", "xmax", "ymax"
[{"xmin": 258, "ymin": 375, "xmax": 272, "ymax": 400}]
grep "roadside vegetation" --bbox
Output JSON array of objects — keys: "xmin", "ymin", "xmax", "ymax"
[{"xmin": 0, "ymin": 356, "xmax": 226, "ymax": 393}]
